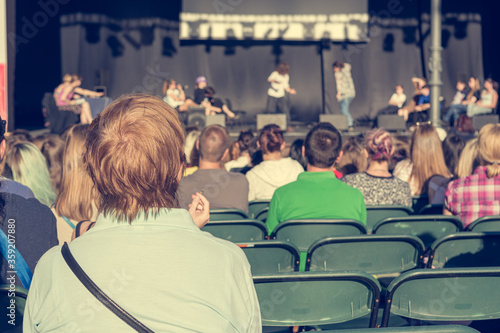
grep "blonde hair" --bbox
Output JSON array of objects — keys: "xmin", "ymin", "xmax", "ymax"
[
  {"xmin": 456, "ymin": 138, "xmax": 479, "ymax": 178},
  {"xmin": 478, "ymin": 123, "xmax": 500, "ymax": 178},
  {"xmin": 466, "ymin": 77, "xmax": 480, "ymax": 101},
  {"xmin": 409, "ymin": 124, "xmax": 450, "ymax": 195},
  {"xmin": 84, "ymin": 94, "xmax": 185, "ymax": 223},
  {"xmin": 55, "ymin": 125, "xmax": 97, "ymax": 221},
  {"xmin": 337, "ymin": 138, "xmax": 367, "ymax": 176},
  {"xmin": 6, "ymin": 142, "xmax": 57, "ymax": 206}
]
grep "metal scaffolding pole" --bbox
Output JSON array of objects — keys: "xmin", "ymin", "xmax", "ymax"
[{"xmin": 429, "ymin": 0, "xmax": 443, "ymax": 126}]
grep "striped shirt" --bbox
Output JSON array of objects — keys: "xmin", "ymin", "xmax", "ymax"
[{"xmin": 444, "ymin": 166, "xmax": 500, "ymax": 227}]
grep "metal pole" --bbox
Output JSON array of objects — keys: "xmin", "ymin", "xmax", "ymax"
[{"xmin": 429, "ymin": 0, "xmax": 442, "ymax": 127}]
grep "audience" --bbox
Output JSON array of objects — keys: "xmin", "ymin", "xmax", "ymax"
[
  {"xmin": 266, "ymin": 122, "xmax": 366, "ymax": 235},
  {"xmin": 178, "ymin": 124, "xmax": 250, "ymax": 212},
  {"xmin": 38, "ymin": 134, "xmax": 65, "ymax": 194},
  {"xmin": 443, "ymin": 77, "xmax": 481, "ymax": 125},
  {"xmin": 52, "ymin": 125, "xmax": 98, "ymax": 244},
  {"xmin": 394, "ymin": 123, "xmax": 451, "ymax": 196},
  {"xmin": 0, "ymin": 116, "xmax": 58, "ymax": 290},
  {"xmin": 337, "ymin": 137, "xmax": 367, "ymax": 177},
  {"xmin": 456, "ymin": 138, "xmax": 480, "ymax": 178},
  {"xmin": 342, "ymin": 129, "xmax": 412, "ymax": 207},
  {"xmin": 24, "ymin": 94, "xmax": 261, "ymax": 332},
  {"xmin": 225, "ymin": 130, "xmax": 254, "ymax": 171},
  {"xmin": 246, "ymin": 125, "xmax": 303, "ymax": 201},
  {"xmin": 4, "ymin": 142, "xmax": 57, "ymax": 206},
  {"xmin": 444, "ymin": 123, "xmax": 500, "ymax": 226},
  {"xmin": 467, "ymin": 78, "xmax": 499, "ymax": 117},
  {"xmin": 289, "ymin": 138, "xmax": 307, "ymax": 170},
  {"xmin": 443, "ymin": 79, "xmax": 470, "ymax": 126}
]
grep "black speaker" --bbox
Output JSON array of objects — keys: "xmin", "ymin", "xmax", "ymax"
[
  {"xmin": 377, "ymin": 115, "xmax": 406, "ymax": 131},
  {"xmin": 187, "ymin": 107, "xmax": 206, "ymax": 127},
  {"xmin": 472, "ymin": 114, "xmax": 499, "ymax": 131},
  {"xmin": 319, "ymin": 115, "xmax": 349, "ymax": 130},
  {"xmin": 256, "ymin": 114, "xmax": 287, "ymax": 130}
]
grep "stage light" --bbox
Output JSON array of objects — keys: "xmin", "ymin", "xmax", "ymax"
[
  {"xmin": 162, "ymin": 37, "xmax": 177, "ymax": 57},
  {"xmin": 107, "ymin": 36, "xmax": 124, "ymax": 57},
  {"xmin": 140, "ymin": 26, "xmax": 155, "ymax": 45},
  {"xmin": 84, "ymin": 23, "xmax": 100, "ymax": 44},
  {"xmin": 383, "ymin": 33, "xmax": 394, "ymax": 52}
]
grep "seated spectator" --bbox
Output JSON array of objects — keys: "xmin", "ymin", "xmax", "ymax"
[
  {"xmin": 398, "ymin": 85, "xmax": 431, "ymax": 122},
  {"xmin": 51, "ymin": 125, "xmax": 98, "ymax": 244},
  {"xmin": 194, "ymin": 76, "xmax": 237, "ymax": 118},
  {"xmin": 246, "ymin": 125, "xmax": 303, "ymax": 201},
  {"xmin": 467, "ymin": 78, "xmax": 498, "ymax": 117},
  {"xmin": 342, "ymin": 129, "xmax": 412, "ymax": 207},
  {"xmin": 237, "ymin": 138, "xmax": 263, "ymax": 175},
  {"xmin": 5, "ymin": 142, "xmax": 57, "ymax": 206},
  {"xmin": 456, "ymin": 138, "xmax": 480, "ymax": 178},
  {"xmin": 24, "ymin": 94, "xmax": 260, "ymax": 332},
  {"xmin": 394, "ymin": 123, "xmax": 451, "ymax": 196},
  {"xmin": 289, "ymin": 138, "xmax": 307, "ymax": 170},
  {"xmin": 266, "ymin": 122, "xmax": 366, "ymax": 235},
  {"xmin": 376, "ymin": 84, "xmax": 407, "ymax": 116},
  {"xmin": 36, "ymin": 134, "xmax": 65, "ymax": 194},
  {"xmin": 0, "ymin": 116, "xmax": 58, "ymax": 291},
  {"xmin": 337, "ymin": 137, "xmax": 366, "ymax": 177},
  {"xmin": 225, "ymin": 130, "xmax": 254, "ymax": 171},
  {"xmin": 444, "ymin": 124, "xmax": 500, "ymax": 227},
  {"xmin": 163, "ymin": 79, "xmax": 198, "ymax": 124},
  {"xmin": 443, "ymin": 77, "xmax": 481, "ymax": 126},
  {"xmin": 178, "ymin": 125, "xmax": 250, "ymax": 212},
  {"xmin": 427, "ymin": 134, "xmax": 465, "ymax": 204},
  {"xmin": 442, "ymin": 79, "xmax": 470, "ymax": 126}
]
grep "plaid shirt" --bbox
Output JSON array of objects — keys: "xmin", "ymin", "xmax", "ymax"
[{"xmin": 444, "ymin": 166, "xmax": 500, "ymax": 227}]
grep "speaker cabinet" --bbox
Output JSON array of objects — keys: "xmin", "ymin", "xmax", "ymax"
[
  {"xmin": 319, "ymin": 115, "xmax": 349, "ymax": 130},
  {"xmin": 377, "ymin": 115, "xmax": 406, "ymax": 131},
  {"xmin": 256, "ymin": 114, "xmax": 287, "ymax": 130},
  {"xmin": 472, "ymin": 114, "xmax": 499, "ymax": 131},
  {"xmin": 206, "ymin": 115, "xmax": 226, "ymax": 127}
]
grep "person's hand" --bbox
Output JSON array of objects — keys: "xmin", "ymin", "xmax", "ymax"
[
  {"xmin": 289, "ymin": 88, "xmax": 297, "ymax": 95},
  {"xmin": 336, "ymin": 92, "xmax": 341, "ymax": 100},
  {"xmin": 188, "ymin": 192, "xmax": 210, "ymax": 228},
  {"xmin": 415, "ymin": 106, "xmax": 422, "ymax": 112}
]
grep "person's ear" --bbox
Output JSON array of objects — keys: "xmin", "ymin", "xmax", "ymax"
[
  {"xmin": 335, "ymin": 150, "xmax": 344, "ymax": 164},
  {"xmin": 221, "ymin": 148, "xmax": 229, "ymax": 160},
  {"xmin": 196, "ymin": 139, "xmax": 200, "ymax": 150},
  {"xmin": 0, "ymin": 140, "xmax": 6, "ymax": 161},
  {"xmin": 302, "ymin": 145, "xmax": 306, "ymax": 158},
  {"xmin": 280, "ymin": 141, "xmax": 286, "ymax": 151}
]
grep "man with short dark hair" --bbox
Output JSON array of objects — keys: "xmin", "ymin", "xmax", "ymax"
[
  {"xmin": 178, "ymin": 125, "xmax": 249, "ymax": 212},
  {"xmin": 266, "ymin": 122, "xmax": 366, "ymax": 235}
]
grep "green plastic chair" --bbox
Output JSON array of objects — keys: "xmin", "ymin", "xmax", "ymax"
[
  {"xmin": 319, "ymin": 326, "xmax": 479, "ymax": 332},
  {"xmin": 253, "ymin": 271, "xmax": 381, "ymax": 328},
  {"xmin": 271, "ymin": 219, "xmax": 366, "ymax": 271},
  {"xmin": 255, "ymin": 207, "xmax": 269, "ymax": 222},
  {"xmin": 201, "ymin": 219, "xmax": 267, "ymax": 242},
  {"xmin": 372, "ymin": 215, "xmax": 464, "ymax": 249},
  {"xmin": 306, "ymin": 235, "xmax": 424, "ymax": 279},
  {"xmin": 248, "ymin": 200, "xmax": 270, "ymax": 219},
  {"xmin": 209, "ymin": 208, "xmax": 249, "ymax": 221},
  {"xmin": 417, "ymin": 204, "xmax": 444, "ymax": 215},
  {"xmin": 365, "ymin": 205, "xmax": 414, "ymax": 233},
  {"xmin": 0, "ymin": 284, "xmax": 29, "ymax": 332},
  {"xmin": 428, "ymin": 232, "xmax": 500, "ymax": 269},
  {"xmin": 237, "ymin": 240, "xmax": 300, "ymax": 275},
  {"xmin": 381, "ymin": 267, "xmax": 500, "ymax": 327},
  {"xmin": 466, "ymin": 215, "xmax": 500, "ymax": 232}
]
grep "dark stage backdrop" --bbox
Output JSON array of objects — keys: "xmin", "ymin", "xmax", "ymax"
[{"xmin": 59, "ymin": 1, "xmax": 483, "ymax": 124}]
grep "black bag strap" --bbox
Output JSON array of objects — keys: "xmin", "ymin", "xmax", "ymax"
[{"xmin": 61, "ymin": 243, "xmax": 154, "ymax": 333}]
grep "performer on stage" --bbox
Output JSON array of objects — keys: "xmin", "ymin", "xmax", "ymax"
[
  {"xmin": 333, "ymin": 61, "xmax": 356, "ymax": 129},
  {"xmin": 266, "ymin": 62, "xmax": 297, "ymax": 122}
]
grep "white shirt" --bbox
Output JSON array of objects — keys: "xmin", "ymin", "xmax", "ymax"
[
  {"xmin": 390, "ymin": 93, "xmax": 407, "ymax": 108},
  {"xmin": 24, "ymin": 209, "xmax": 261, "ymax": 332},
  {"xmin": 267, "ymin": 71, "xmax": 289, "ymax": 98},
  {"xmin": 164, "ymin": 88, "xmax": 183, "ymax": 108}
]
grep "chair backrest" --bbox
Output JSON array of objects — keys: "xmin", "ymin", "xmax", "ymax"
[
  {"xmin": 319, "ymin": 325, "xmax": 480, "ymax": 332},
  {"xmin": 209, "ymin": 209, "xmax": 249, "ymax": 221},
  {"xmin": 417, "ymin": 204, "xmax": 444, "ymax": 215},
  {"xmin": 0, "ymin": 284, "xmax": 29, "ymax": 331},
  {"xmin": 238, "ymin": 241, "xmax": 300, "ymax": 274},
  {"xmin": 255, "ymin": 207, "xmax": 268, "ymax": 222},
  {"xmin": 248, "ymin": 200, "xmax": 270, "ymax": 219},
  {"xmin": 381, "ymin": 268, "xmax": 500, "ymax": 327},
  {"xmin": 201, "ymin": 219, "xmax": 267, "ymax": 242},
  {"xmin": 467, "ymin": 215, "xmax": 500, "ymax": 232},
  {"xmin": 306, "ymin": 235, "xmax": 424, "ymax": 276},
  {"xmin": 271, "ymin": 219, "xmax": 367, "ymax": 252},
  {"xmin": 428, "ymin": 232, "xmax": 500, "ymax": 268},
  {"xmin": 254, "ymin": 271, "xmax": 381, "ymax": 327},
  {"xmin": 411, "ymin": 195, "xmax": 429, "ymax": 215},
  {"xmin": 372, "ymin": 215, "xmax": 464, "ymax": 249},
  {"xmin": 365, "ymin": 205, "xmax": 413, "ymax": 233}
]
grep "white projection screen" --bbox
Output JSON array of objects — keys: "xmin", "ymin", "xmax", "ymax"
[{"xmin": 180, "ymin": 0, "xmax": 369, "ymax": 41}]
